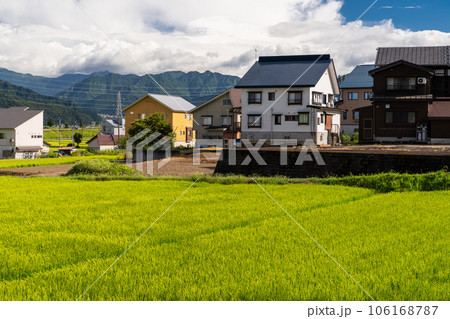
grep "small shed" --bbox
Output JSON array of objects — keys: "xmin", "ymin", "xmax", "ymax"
[
  {"xmin": 58, "ymin": 146, "xmax": 76, "ymax": 156},
  {"xmin": 87, "ymin": 134, "xmax": 120, "ymax": 151}
]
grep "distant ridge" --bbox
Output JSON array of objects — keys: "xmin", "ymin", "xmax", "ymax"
[
  {"xmin": 0, "ymin": 67, "xmax": 241, "ymax": 115},
  {"xmin": 0, "ymin": 80, "xmax": 100, "ymax": 124},
  {"xmin": 56, "ymin": 70, "xmax": 241, "ymax": 114}
]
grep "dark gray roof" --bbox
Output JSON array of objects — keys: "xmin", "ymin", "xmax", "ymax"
[
  {"xmin": 235, "ymin": 55, "xmax": 332, "ymax": 88},
  {"xmin": 340, "ymin": 65, "xmax": 376, "ymax": 88},
  {"xmin": 0, "ymin": 107, "xmax": 43, "ymax": 129},
  {"xmin": 376, "ymin": 46, "xmax": 450, "ymax": 67}
]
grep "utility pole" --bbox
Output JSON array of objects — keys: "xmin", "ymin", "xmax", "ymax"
[
  {"xmin": 71, "ymin": 126, "xmax": 74, "ymax": 148},
  {"xmin": 116, "ymin": 91, "xmax": 123, "ymax": 139},
  {"xmin": 59, "ymin": 119, "xmax": 61, "ymax": 148}
]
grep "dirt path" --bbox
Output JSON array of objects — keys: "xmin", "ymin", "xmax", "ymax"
[
  {"xmin": 129, "ymin": 155, "xmax": 218, "ymax": 176},
  {"xmin": 0, "ymin": 164, "xmax": 75, "ymax": 177},
  {"xmin": 0, "ymin": 154, "xmax": 218, "ymax": 177}
]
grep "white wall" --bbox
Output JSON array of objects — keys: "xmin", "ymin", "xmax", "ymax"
[
  {"xmin": 241, "ymin": 87, "xmax": 317, "ymax": 134},
  {"xmin": 15, "ymin": 112, "xmax": 44, "ymax": 148}
]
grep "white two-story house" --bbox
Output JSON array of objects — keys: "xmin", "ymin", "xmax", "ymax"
[
  {"xmin": 0, "ymin": 107, "xmax": 44, "ymax": 159},
  {"xmin": 101, "ymin": 118, "xmax": 126, "ymax": 136},
  {"xmin": 235, "ymin": 55, "xmax": 341, "ymax": 145}
]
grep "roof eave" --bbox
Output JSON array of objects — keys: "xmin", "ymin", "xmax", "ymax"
[{"xmin": 192, "ymin": 90, "xmax": 230, "ymax": 113}]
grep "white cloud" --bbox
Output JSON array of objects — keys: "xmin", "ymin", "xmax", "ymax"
[{"xmin": 0, "ymin": 0, "xmax": 448, "ymax": 78}]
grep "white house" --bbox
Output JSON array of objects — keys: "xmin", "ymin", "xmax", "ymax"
[
  {"xmin": 235, "ymin": 55, "xmax": 341, "ymax": 145},
  {"xmin": 101, "ymin": 118, "xmax": 125, "ymax": 136},
  {"xmin": 0, "ymin": 107, "xmax": 44, "ymax": 159}
]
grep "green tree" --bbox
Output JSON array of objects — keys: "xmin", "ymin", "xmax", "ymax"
[
  {"xmin": 73, "ymin": 132, "xmax": 83, "ymax": 147},
  {"xmin": 128, "ymin": 113, "xmax": 174, "ymax": 149},
  {"xmin": 47, "ymin": 118, "xmax": 55, "ymax": 127}
]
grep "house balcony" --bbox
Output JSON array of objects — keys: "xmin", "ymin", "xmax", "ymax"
[
  {"xmin": 330, "ymin": 124, "xmax": 340, "ymax": 134},
  {"xmin": 370, "ymin": 94, "xmax": 433, "ymax": 101},
  {"xmin": 224, "ymin": 122, "xmax": 241, "ymax": 133}
]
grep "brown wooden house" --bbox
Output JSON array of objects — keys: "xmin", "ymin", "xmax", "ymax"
[{"xmin": 359, "ymin": 46, "xmax": 450, "ymax": 144}]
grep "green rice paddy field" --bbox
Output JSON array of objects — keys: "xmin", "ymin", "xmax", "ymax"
[{"xmin": 0, "ymin": 177, "xmax": 448, "ymax": 301}]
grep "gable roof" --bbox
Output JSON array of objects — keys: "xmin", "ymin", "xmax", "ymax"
[
  {"xmin": 103, "ymin": 118, "xmax": 125, "ymax": 126},
  {"xmin": 87, "ymin": 134, "xmax": 120, "ymax": 146},
  {"xmin": 369, "ymin": 60, "xmax": 435, "ymax": 76},
  {"xmin": 192, "ymin": 88, "xmax": 242, "ymax": 112},
  {"xmin": 376, "ymin": 46, "xmax": 450, "ymax": 67},
  {"xmin": 0, "ymin": 107, "xmax": 43, "ymax": 129},
  {"xmin": 340, "ymin": 65, "xmax": 376, "ymax": 88},
  {"xmin": 124, "ymin": 93, "xmax": 196, "ymax": 113},
  {"xmin": 235, "ymin": 55, "xmax": 334, "ymax": 89}
]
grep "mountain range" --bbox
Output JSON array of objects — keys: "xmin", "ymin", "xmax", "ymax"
[
  {"xmin": 0, "ymin": 80, "xmax": 100, "ymax": 125},
  {"xmin": 0, "ymin": 68, "xmax": 241, "ymax": 118}
]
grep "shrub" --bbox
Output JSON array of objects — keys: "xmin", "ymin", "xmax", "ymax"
[
  {"xmin": 66, "ymin": 159, "xmax": 138, "ymax": 176},
  {"xmin": 341, "ymin": 133, "xmax": 352, "ymax": 145},
  {"xmin": 322, "ymin": 170, "xmax": 449, "ymax": 192},
  {"xmin": 352, "ymin": 132, "xmax": 359, "ymax": 144}
]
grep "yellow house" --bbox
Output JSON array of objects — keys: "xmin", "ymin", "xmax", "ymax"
[{"xmin": 124, "ymin": 93, "xmax": 196, "ymax": 147}]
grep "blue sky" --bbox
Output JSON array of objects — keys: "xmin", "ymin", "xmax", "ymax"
[{"xmin": 341, "ymin": 0, "xmax": 450, "ymax": 32}]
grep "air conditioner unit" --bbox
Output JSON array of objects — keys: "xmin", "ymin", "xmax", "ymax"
[
  {"xmin": 10, "ymin": 138, "xmax": 14, "ymax": 143},
  {"xmin": 417, "ymin": 77, "xmax": 427, "ymax": 84}
]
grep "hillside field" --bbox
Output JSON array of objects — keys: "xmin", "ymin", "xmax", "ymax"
[
  {"xmin": 0, "ymin": 177, "xmax": 448, "ymax": 301},
  {"xmin": 44, "ymin": 127, "xmax": 101, "ymax": 139}
]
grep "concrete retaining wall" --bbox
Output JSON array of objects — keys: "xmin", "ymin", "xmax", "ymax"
[{"xmin": 214, "ymin": 149, "xmax": 450, "ymax": 177}]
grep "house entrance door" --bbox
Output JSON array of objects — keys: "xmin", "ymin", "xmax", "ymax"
[
  {"xmin": 186, "ymin": 127, "xmax": 193, "ymax": 142},
  {"xmin": 363, "ymin": 118, "xmax": 373, "ymax": 140}
]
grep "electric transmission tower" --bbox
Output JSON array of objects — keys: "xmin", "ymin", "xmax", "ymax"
[{"xmin": 116, "ymin": 91, "xmax": 123, "ymax": 138}]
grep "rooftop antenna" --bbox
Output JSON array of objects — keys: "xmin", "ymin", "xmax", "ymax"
[{"xmin": 116, "ymin": 91, "xmax": 123, "ymax": 139}]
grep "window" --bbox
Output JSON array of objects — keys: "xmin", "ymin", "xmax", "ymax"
[
  {"xmin": 386, "ymin": 111, "xmax": 416, "ymax": 124},
  {"xmin": 364, "ymin": 92, "xmax": 371, "ymax": 100},
  {"xmin": 248, "ymin": 115, "xmax": 261, "ymax": 128},
  {"xmin": 328, "ymin": 94, "xmax": 334, "ymax": 105},
  {"xmin": 387, "ymin": 77, "xmax": 416, "ymax": 90},
  {"xmin": 322, "ymin": 94, "xmax": 327, "ymax": 104},
  {"xmin": 312, "ymin": 92, "xmax": 323, "ymax": 105},
  {"xmin": 0, "ymin": 133, "xmax": 5, "ymax": 139},
  {"xmin": 288, "ymin": 91, "xmax": 302, "ymax": 105},
  {"xmin": 184, "ymin": 114, "xmax": 187, "ymax": 119},
  {"xmin": 222, "ymin": 98, "xmax": 232, "ymax": 106},
  {"xmin": 202, "ymin": 116, "xmax": 212, "ymax": 126},
  {"xmin": 353, "ymin": 111, "xmax": 359, "ymax": 120},
  {"xmin": 165, "ymin": 113, "xmax": 168, "ymax": 119},
  {"xmin": 180, "ymin": 131, "xmax": 182, "ymax": 135},
  {"xmin": 188, "ymin": 114, "xmax": 191, "ymax": 120},
  {"xmin": 248, "ymin": 92, "xmax": 262, "ymax": 104},
  {"xmin": 130, "ymin": 111, "xmax": 134, "ymax": 115},
  {"xmin": 138, "ymin": 114, "xmax": 146, "ymax": 119},
  {"xmin": 274, "ymin": 115, "xmax": 282, "ymax": 125},
  {"xmin": 285, "ymin": 115, "xmax": 299, "ymax": 121},
  {"xmin": 320, "ymin": 114, "xmax": 324, "ymax": 124},
  {"xmin": 268, "ymin": 92, "xmax": 275, "ymax": 101},
  {"xmin": 435, "ymin": 69, "xmax": 445, "ymax": 77},
  {"xmin": 221, "ymin": 116, "xmax": 232, "ymax": 126},
  {"xmin": 298, "ymin": 113, "xmax": 309, "ymax": 125},
  {"xmin": 343, "ymin": 111, "xmax": 347, "ymax": 120},
  {"xmin": 348, "ymin": 92, "xmax": 359, "ymax": 100}
]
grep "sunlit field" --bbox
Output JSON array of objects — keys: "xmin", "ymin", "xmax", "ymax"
[{"xmin": 0, "ymin": 177, "xmax": 448, "ymax": 301}]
